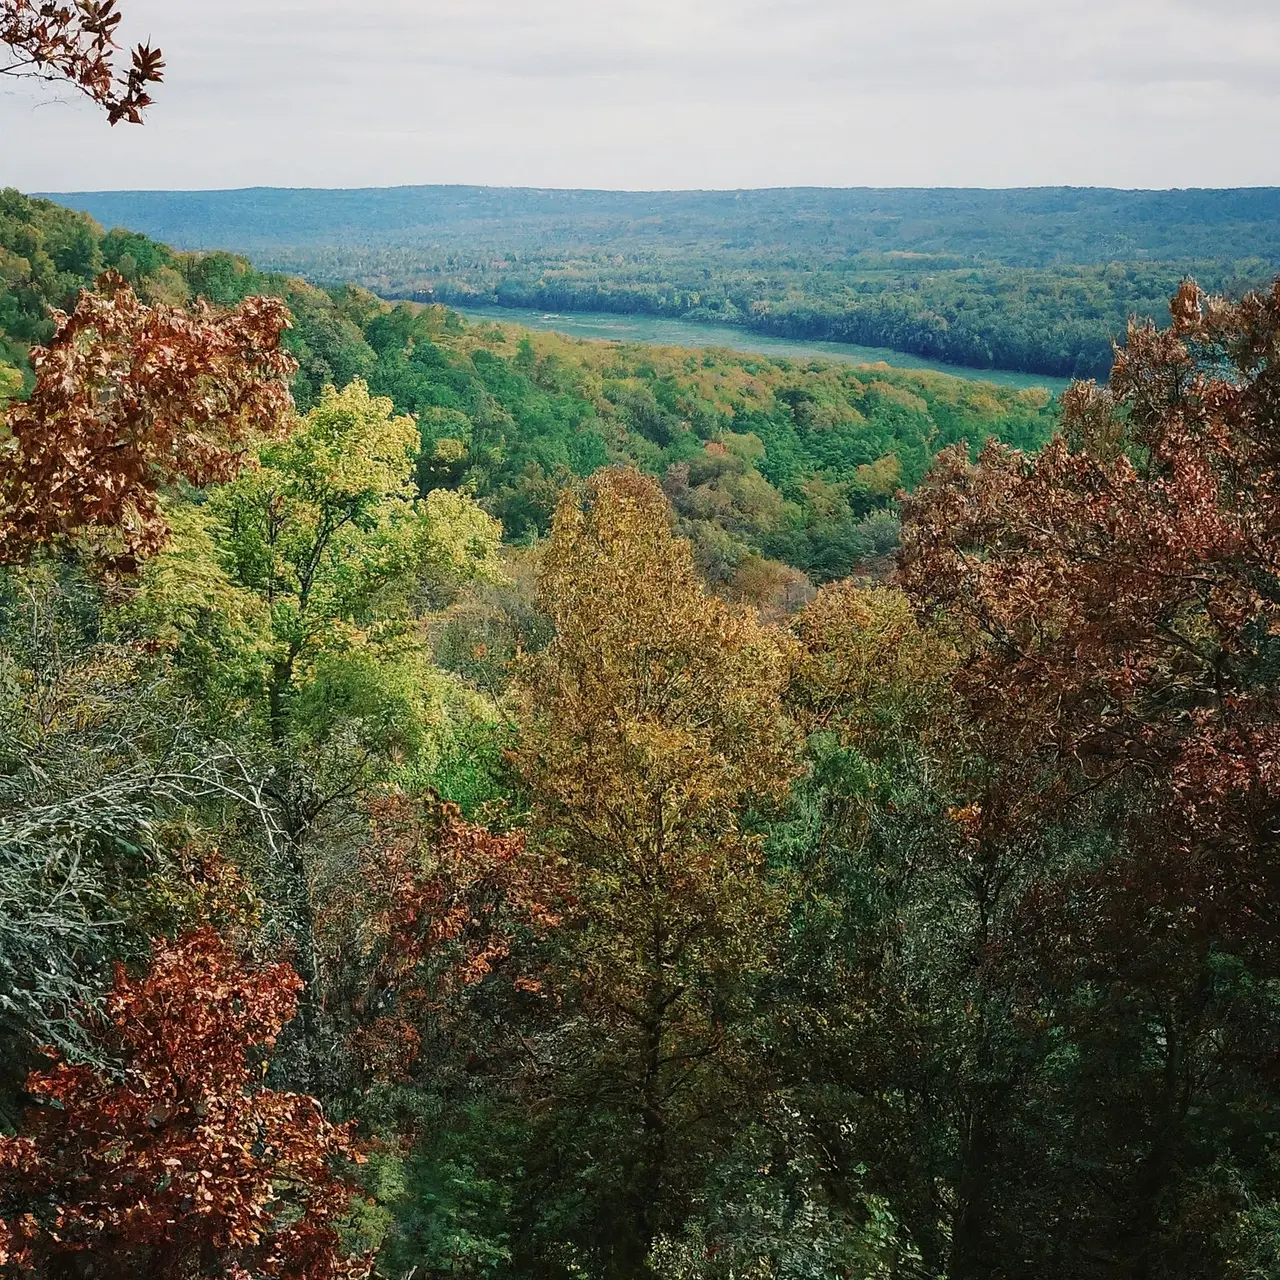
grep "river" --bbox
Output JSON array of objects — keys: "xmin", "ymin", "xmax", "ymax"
[{"xmin": 455, "ymin": 306, "xmax": 1072, "ymax": 393}]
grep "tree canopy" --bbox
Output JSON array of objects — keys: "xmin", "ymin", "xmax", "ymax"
[{"xmin": 4, "ymin": 169, "xmax": 1280, "ymax": 1280}]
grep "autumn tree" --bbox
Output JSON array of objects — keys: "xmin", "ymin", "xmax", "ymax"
[
  {"xmin": 315, "ymin": 795, "xmax": 562, "ymax": 1092},
  {"xmin": 895, "ymin": 278, "xmax": 1280, "ymax": 1276},
  {"xmin": 1, "ymin": 0, "xmax": 162, "ymax": 123},
  {"xmin": 0, "ymin": 551, "xmax": 317, "ymax": 1125},
  {"xmin": 1, "ymin": 274, "xmax": 295, "ymax": 566},
  {"xmin": 129, "ymin": 380, "xmax": 504, "ymax": 1085},
  {"xmin": 0, "ymin": 928, "xmax": 369, "ymax": 1280},
  {"xmin": 757, "ymin": 580, "xmax": 993, "ymax": 1274},
  {"xmin": 512, "ymin": 468, "xmax": 798, "ymax": 1277},
  {"xmin": 901, "ymin": 278, "xmax": 1280, "ymax": 864},
  {"xmin": 0, "ymin": 20, "xmax": 292, "ymax": 571},
  {"xmin": 164, "ymin": 379, "xmax": 503, "ymax": 746}
]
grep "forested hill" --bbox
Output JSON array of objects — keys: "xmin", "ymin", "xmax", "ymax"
[
  {"xmin": 38, "ymin": 185, "xmax": 1280, "ymax": 263},
  {"xmin": 7, "ymin": 188, "xmax": 1280, "ymax": 1277},
  {"xmin": 1, "ymin": 188, "xmax": 1056, "ymax": 592},
  {"xmin": 43, "ymin": 185, "xmax": 1280, "ymax": 381}
]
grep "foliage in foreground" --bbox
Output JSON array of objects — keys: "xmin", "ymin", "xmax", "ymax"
[
  {"xmin": 1, "ymin": 0, "xmax": 164, "ymax": 124},
  {"xmin": 1, "ymin": 273, "xmax": 295, "ymax": 564},
  {"xmin": 0, "ymin": 929, "xmax": 370, "ymax": 1280}
]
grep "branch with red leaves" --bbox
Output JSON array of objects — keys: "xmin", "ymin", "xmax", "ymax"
[
  {"xmin": 1, "ymin": 0, "xmax": 163, "ymax": 124},
  {"xmin": 322, "ymin": 798, "xmax": 565, "ymax": 1084},
  {"xmin": 0, "ymin": 273, "xmax": 297, "ymax": 568}
]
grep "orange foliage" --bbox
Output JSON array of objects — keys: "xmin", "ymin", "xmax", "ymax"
[
  {"xmin": 790, "ymin": 579, "xmax": 955, "ymax": 740},
  {"xmin": 0, "ymin": 928, "xmax": 370, "ymax": 1280},
  {"xmin": 722, "ymin": 553, "xmax": 814, "ymax": 623},
  {"xmin": 327, "ymin": 799, "xmax": 563, "ymax": 1083},
  {"xmin": 900, "ymin": 277, "xmax": 1280, "ymax": 935},
  {"xmin": 0, "ymin": 274, "xmax": 295, "ymax": 566}
]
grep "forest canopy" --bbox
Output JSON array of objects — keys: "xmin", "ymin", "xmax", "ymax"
[
  {"xmin": 4, "ymin": 180, "xmax": 1280, "ymax": 1280},
  {"xmin": 0, "ymin": 189, "xmax": 1058, "ymax": 588}
]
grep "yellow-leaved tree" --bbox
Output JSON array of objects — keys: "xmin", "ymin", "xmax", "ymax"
[
  {"xmin": 0, "ymin": 362, "xmax": 20, "ymax": 409},
  {"xmin": 513, "ymin": 467, "xmax": 798, "ymax": 1277}
]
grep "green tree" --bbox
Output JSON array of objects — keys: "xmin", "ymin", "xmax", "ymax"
[{"xmin": 132, "ymin": 380, "xmax": 503, "ymax": 1085}]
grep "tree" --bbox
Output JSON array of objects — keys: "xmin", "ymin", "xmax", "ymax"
[
  {"xmin": 0, "ymin": 927, "xmax": 370, "ymax": 1280},
  {"xmin": 0, "ymin": 555, "xmax": 300, "ymax": 1122},
  {"xmin": 1, "ymin": 274, "xmax": 295, "ymax": 566},
  {"xmin": 512, "ymin": 468, "xmax": 798, "ymax": 1276},
  {"xmin": 130, "ymin": 380, "xmax": 504, "ymax": 1087},
  {"xmin": 901, "ymin": 279, "xmax": 1280, "ymax": 858},
  {"xmin": 306, "ymin": 795, "xmax": 566, "ymax": 1277},
  {"xmin": 192, "ymin": 379, "xmax": 501, "ymax": 745},
  {"xmin": 1, "ymin": 0, "xmax": 163, "ymax": 123},
  {"xmin": 895, "ymin": 278, "xmax": 1280, "ymax": 1276},
  {"xmin": 773, "ymin": 580, "xmax": 990, "ymax": 1275},
  {"xmin": 318, "ymin": 795, "xmax": 563, "ymax": 1090}
]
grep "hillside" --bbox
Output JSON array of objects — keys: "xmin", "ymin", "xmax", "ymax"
[
  {"xmin": 359, "ymin": 305, "xmax": 1057, "ymax": 588},
  {"xmin": 1, "ymin": 189, "xmax": 1057, "ymax": 591},
  {"xmin": 9, "ymin": 2, "xmax": 1280, "ymax": 1274},
  {"xmin": 40, "ymin": 185, "xmax": 1280, "ymax": 264},
  {"xmin": 0, "ymin": 189, "xmax": 376, "ymax": 408},
  {"xmin": 42, "ymin": 184, "xmax": 1280, "ymax": 380}
]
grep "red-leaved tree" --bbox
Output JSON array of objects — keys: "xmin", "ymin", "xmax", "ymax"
[
  {"xmin": 900, "ymin": 278, "xmax": 1280, "ymax": 920},
  {"xmin": 0, "ymin": 274, "xmax": 296, "ymax": 566},
  {"xmin": 897, "ymin": 277, "xmax": 1280, "ymax": 1272},
  {"xmin": 0, "ymin": 928, "xmax": 371, "ymax": 1280},
  {"xmin": 2, "ymin": 0, "xmax": 163, "ymax": 124},
  {"xmin": 323, "ymin": 798, "xmax": 564, "ymax": 1086}
]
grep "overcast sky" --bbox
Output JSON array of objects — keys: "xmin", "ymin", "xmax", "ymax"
[{"xmin": 3, "ymin": 0, "xmax": 1279, "ymax": 192}]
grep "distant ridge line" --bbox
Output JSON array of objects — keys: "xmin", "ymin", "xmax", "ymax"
[
  {"xmin": 29, "ymin": 184, "xmax": 1280, "ymax": 264},
  {"xmin": 35, "ymin": 183, "xmax": 1280, "ymax": 196}
]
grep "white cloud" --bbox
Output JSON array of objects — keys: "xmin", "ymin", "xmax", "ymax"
[{"xmin": 1, "ymin": 0, "xmax": 1278, "ymax": 190}]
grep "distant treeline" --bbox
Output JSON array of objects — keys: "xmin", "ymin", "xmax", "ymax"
[
  {"xmin": 425, "ymin": 260, "xmax": 1229, "ymax": 380},
  {"xmin": 41, "ymin": 184, "xmax": 1280, "ymax": 380}
]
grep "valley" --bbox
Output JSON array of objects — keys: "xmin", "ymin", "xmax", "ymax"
[
  {"xmin": 45, "ymin": 183, "xmax": 1280, "ymax": 381},
  {"xmin": 453, "ymin": 305, "xmax": 1073, "ymax": 391}
]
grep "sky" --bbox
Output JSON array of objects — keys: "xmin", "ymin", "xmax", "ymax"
[{"xmin": 3, "ymin": 0, "xmax": 1280, "ymax": 193}]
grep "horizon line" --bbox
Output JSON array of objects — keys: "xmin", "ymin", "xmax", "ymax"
[{"xmin": 31, "ymin": 182, "xmax": 1280, "ymax": 198}]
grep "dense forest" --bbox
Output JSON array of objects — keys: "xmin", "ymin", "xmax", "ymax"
[
  {"xmin": 7, "ymin": 180, "xmax": 1280, "ymax": 1279},
  {"xmin": 6, "ymin": 13, "xmax": 1280, "ymax": 1277},
  {"xmin": 49, "ymin": 184, "xmax": 1280, "ymax": 379},
  {"xmin": 1, "ymin": 189, "xmax": 1058, "ymax": 587}
]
